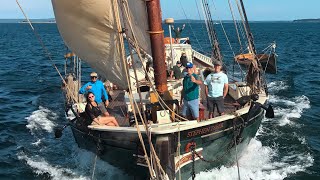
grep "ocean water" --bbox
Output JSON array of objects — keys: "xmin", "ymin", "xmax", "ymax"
[{"xmin": 0, "ymin": 22, "xmax": 319, "ymax": 179}]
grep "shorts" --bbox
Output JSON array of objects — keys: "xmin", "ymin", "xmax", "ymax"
[
  {"xmin": 182, "ymin": 98, "xmax": 199, "ymax": 119},
  {"xmin": 207, "ymin": 96, "xmax": 225, "ymax": 114},
  {"xmin": 98, "ymin": 102, "xmax": 108, "ymax": 114}
]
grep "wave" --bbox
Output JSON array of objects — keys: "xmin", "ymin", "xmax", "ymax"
[
  {"xmin": 268, "ymin": 81, "xmax": 289, "ymax": 93},
  {"xmin": 25, "ymin": 106, "xmax": 57, "ymax": 135},
  {"xmin": 17, "ymin": 153, "xmax": 88, "ymax": 180},
  {"xmin": 269, "ymin": 95, "xmax": 310, "ymax": 126},
  {"xmin": 194, "ymin": 138, "xmax": 313, "ymax": 180}
]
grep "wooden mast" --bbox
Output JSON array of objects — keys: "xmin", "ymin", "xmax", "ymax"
[
  {"xmin": 239, "ymin": 0, "xmax": 262, "ymax": 93},
  {"xmin": 146, "ymin": 0, "xmax": 168, "ymax": 94},
  {"xmin": 239, "ymin": 0, "xmax": 257, "ymax": 55}
]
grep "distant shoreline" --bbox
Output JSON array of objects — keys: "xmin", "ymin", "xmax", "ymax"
[
  {"xmin": 293, "ymin": 18, "xmax": 320, "ymax": 23},
  {"xmin": 1, "ymin": 18, "xmax": 319, "ymax": 24}
]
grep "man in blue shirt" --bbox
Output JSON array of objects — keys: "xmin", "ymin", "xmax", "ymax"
[
  {"xmin": 204, "ymin": 61, "xmax": 228, "ymax": 118},
  {"xmin": 79, "ymin": 72, "xmax": 109, "ymax": 116}
]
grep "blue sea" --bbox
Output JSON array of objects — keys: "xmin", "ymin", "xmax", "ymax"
[{"xmin": 0, "ymin": 22, "xmax": 319, "ymax": 179}]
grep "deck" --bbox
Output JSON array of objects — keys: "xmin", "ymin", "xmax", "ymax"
[{"xmin": 107, "ymin": 84, "xmax": 239, "ymax": 127}]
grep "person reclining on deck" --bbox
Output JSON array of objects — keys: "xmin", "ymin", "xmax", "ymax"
[
  {"xmin": 181, "ymin": 62, "xmax": 202, "ymax": 121},
  {"xmin": 79, "ymin": 72, "xmax": 110, "ymax": 116},
  {"xmin": 85, "ymin": 92, "xmax": 119, "ymax": 126},
  {"xmin": 204, "ymin": 61, "xmax": 228, "ymax": 118}
]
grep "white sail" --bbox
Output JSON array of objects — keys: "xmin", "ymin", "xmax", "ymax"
[{"xmin": 51, "ymin": 0, "xmax": 151, "ymax": 89}]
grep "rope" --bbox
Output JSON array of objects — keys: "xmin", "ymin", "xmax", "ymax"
[
  {"xmin": 91, "ymin": 138, "xmax": 100, "ymax": 180},
  {"xmin": 16, "ymin": 0, "xmax": 82, "ymax": 110},
  {"xmin": 228, "ymin": 0, "xmax": 243, "ymax": 52},
  {"xmin": 115, "ymin": 0, "xmax": 156, "ymax": 178},
  {"xmin": 178, "ymin": 0, "xmax": 205, "ymax": 53},
  {"xmin": 233, "ymin": 119, "xmax": 241, "ymax": 180},
  {"xmin": 206, "ymin": 0, "xmax": 245, "ymax": 78}
]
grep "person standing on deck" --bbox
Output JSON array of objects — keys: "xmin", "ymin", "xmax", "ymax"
[
  {"xmin": 204, "ymin": 61, "xmax": 228, "ymax": 118},
  {"xmin": 170, "ymin": 61, "xmax": 183, "ymax": 79},
  {"xmin": 79, "ymin": 72, "xmax": 110, "ymax": 116},
  {"xmin": 180, "ymin": 52, "xmax": 188, "ymax": 67},
  {"xmin": 181, "ymin": 62, "xmax": 203, "ymax": 121},
  {"xmin": 172, "ymin": 24, "xmax": 185, "ymax": 43}
]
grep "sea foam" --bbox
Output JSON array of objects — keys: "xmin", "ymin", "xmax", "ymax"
[
  {"xmin": 25, "ymin": 106, "xmax": 57, "ymax": 134},
  {"xmin": 194, "ymin": 138, "xmax": 313, "ymax": 180},
  {"xmin": 17, "ymin": 153, "xmax": 88, "ymax": 180},
  {"xmin": 269, "ymin": 95, "xmax": 310, "ymax": 126}
]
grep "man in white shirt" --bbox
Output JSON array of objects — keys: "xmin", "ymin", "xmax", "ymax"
[{"xmin": 204, "ymin": 61, "xmax": 228, "ymax": 118}]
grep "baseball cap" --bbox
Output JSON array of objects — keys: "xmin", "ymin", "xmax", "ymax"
[
  {"xmin": 186, "ymin": 62, "xmax": 193, "ymax": 68},
  {"xmin": 90, "ymin": 72, "xmax": 98, "ymax": 77},
  {"xmin": 214, "ymin": 61, "xmax": 222, "ymax": 66}
]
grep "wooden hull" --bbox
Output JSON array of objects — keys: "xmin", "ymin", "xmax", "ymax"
[
  {"xmin": 69, "ymin": 102, "xmax": 264, "ymax": 179},
  {"xmin": 235, "ymin": 53, "xmax": 277, "ymax": 74}
]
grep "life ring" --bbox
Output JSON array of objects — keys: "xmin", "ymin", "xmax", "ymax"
[{"xmin": 185, "ymin": 141, "xmax": 196, "ymax": 153}]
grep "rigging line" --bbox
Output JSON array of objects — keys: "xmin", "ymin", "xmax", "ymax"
[
  {"xmin": 233, "ymin": 119, "xmax": 241, "ymax": 180},
  {"xmin": 16, "ymin": 0, "xmax": 81, "ymax": 107},
  {"xmin": 209, "ymin": 0, "xmax": 245, "ymax": 78},
  {"xmin": 194, "ymin": 0, "xmax": 210, "ymax": 46},
  {"xmin": 228, "ymin": 0, "xmax": 243, "ymax": 52},
  {"xmin": 178, "ymin": 0, "xmax": 205, "ymax": 52},
  {"xmin": 115, "ymin": 1, "xmax": 156, "ymax": 178},
  {"xmin": 121, "ymin": 1, "xmax": 169, "ymax": 177},
  {"xmin": 120, "ymin": 2, "xmax": 188, "ymax": 123},
  {"xmin": 235, "ymin": 0, "xmax": 258, "ymax": 63},
  {"xmin": 233, "ymin": 1, "xmax": 250, "ymax": 54},
  {"xmin": 201, "ymin": 0, "xmax": 213, "ymax": 46}
]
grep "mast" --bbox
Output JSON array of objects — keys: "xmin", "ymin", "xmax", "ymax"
[
  {"xmin": 238, "ymin": 0, "xmax": 262, "ymax": 93},
  {"xmin": 239, "ymin": 0, "xmax": 256, "ymax": 55},
  {"xmin": 146, "ymin": 0, "xmax": 168, "ymax": 94},
  {"xmin": 202, "ymin": 0, "xmax": 223, "ymax": 62}
]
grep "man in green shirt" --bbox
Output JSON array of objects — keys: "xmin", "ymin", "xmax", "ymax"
[
  {"xmin": 170, "ymin": 61, "xmax": 183, "ymax": 79},
  {"xmin": 181, "ymin": 62, "xmax": 202, "ymax": 121}
]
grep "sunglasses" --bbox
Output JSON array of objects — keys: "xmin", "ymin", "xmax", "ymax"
[
  {"xmin": 88, "ymin": 95, "xmax": 94, "ymax": 99},
  {"xmin": 91, "ymin": 76, "xmax": 97, "ymax": 79}
]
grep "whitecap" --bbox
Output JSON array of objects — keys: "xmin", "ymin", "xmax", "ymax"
[
  {"xmin": 268, "ymin": 95, "xmax": 310, "ymax": 126},
  {"xmin": 25, "ymin": 106, "xmax": 57, "ymax": 134},
  {"xmin": 193, "ymin": 138, "xmax": 313, "ymax": 180},
  {"xmin": 31, "ymin": 139, "xmax": 42, "ymax": 146},
  {"xmin": 17, "ymin": 153, "xmax": 88, "ymax": 180},
  {"xmin": 268, "ymin": 81, "xmax": 289, "ymax": 93}
]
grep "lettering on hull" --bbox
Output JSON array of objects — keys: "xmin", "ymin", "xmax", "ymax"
[{"xmin": 187, "ymin": 122, "xmax": 224, "ymax": 138}]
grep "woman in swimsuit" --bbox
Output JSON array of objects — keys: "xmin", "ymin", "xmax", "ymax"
[{"xmin": 85, "ymin": 92, "xmax": 119, "ymax": 126}]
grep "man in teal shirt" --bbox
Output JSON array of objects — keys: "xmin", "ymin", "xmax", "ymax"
[
  {"xmin": 181, "ymin": 62, "xmax": 202, "ymax": 121},
  {"xmin": 79, "ymin": 72, "xmax": 109, "ymax": 116}
]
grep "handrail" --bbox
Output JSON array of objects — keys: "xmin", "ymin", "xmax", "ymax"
[{"xmin": 192, "ymin": 49, "xmax": 212, "ymax": 67}]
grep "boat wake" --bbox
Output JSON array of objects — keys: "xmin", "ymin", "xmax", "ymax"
[
  {"xmin": 20, "ymin": 106, "xmax": 131, "ymax": 180},
  {"xmin": 17, "ymin": 152, "xmax": 87, "ymax": 180},
  {"xmin": 194, "ymin": 138, "xmax": 313, "ymax": 180},
  {"xmin": 194, "ymin": 81, "xmax": 313, "ymax": 180},
  {"xmin": 269, "ymin": 95, "xmax": 310, "ymax": 126},
  {"xmin": 25, "ymin": 106, "xmax": 57, "ymax": 135}
]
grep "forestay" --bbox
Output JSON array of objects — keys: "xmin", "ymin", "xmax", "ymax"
[{"xmin": 51, "ymin": 0, "xmax": 151, "ymax": 89}]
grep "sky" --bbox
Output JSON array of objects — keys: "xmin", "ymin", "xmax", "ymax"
[{"xmin": 1, "ymin": 0, "xmax": 319, "ymax": 21}]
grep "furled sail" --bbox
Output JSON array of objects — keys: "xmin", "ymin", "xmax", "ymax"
[{"xmin": 51, "ymin": 0, "xmax": 151, "ymax": 89}]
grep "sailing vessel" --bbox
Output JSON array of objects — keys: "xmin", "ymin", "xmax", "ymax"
[
  {"xmin": 232, "ymin": 0, "xmax": 277, "ymax": 74},
  {"xmin": 51, "ymin": 0, "xmax": 275, "ymax": 179}
]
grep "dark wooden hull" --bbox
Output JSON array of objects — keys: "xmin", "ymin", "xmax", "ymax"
[
  {"xmin": 235, "ymin": 53, "xmax": 277, "ymax": 74},
  {"xmin": 69, "ymin": 102, "xmax": 264, "ymax": 179}
]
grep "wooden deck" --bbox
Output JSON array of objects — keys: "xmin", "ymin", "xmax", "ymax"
[{"xmin": 108, "ymin": 83, "xmax": 239, "ymax": 127}]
